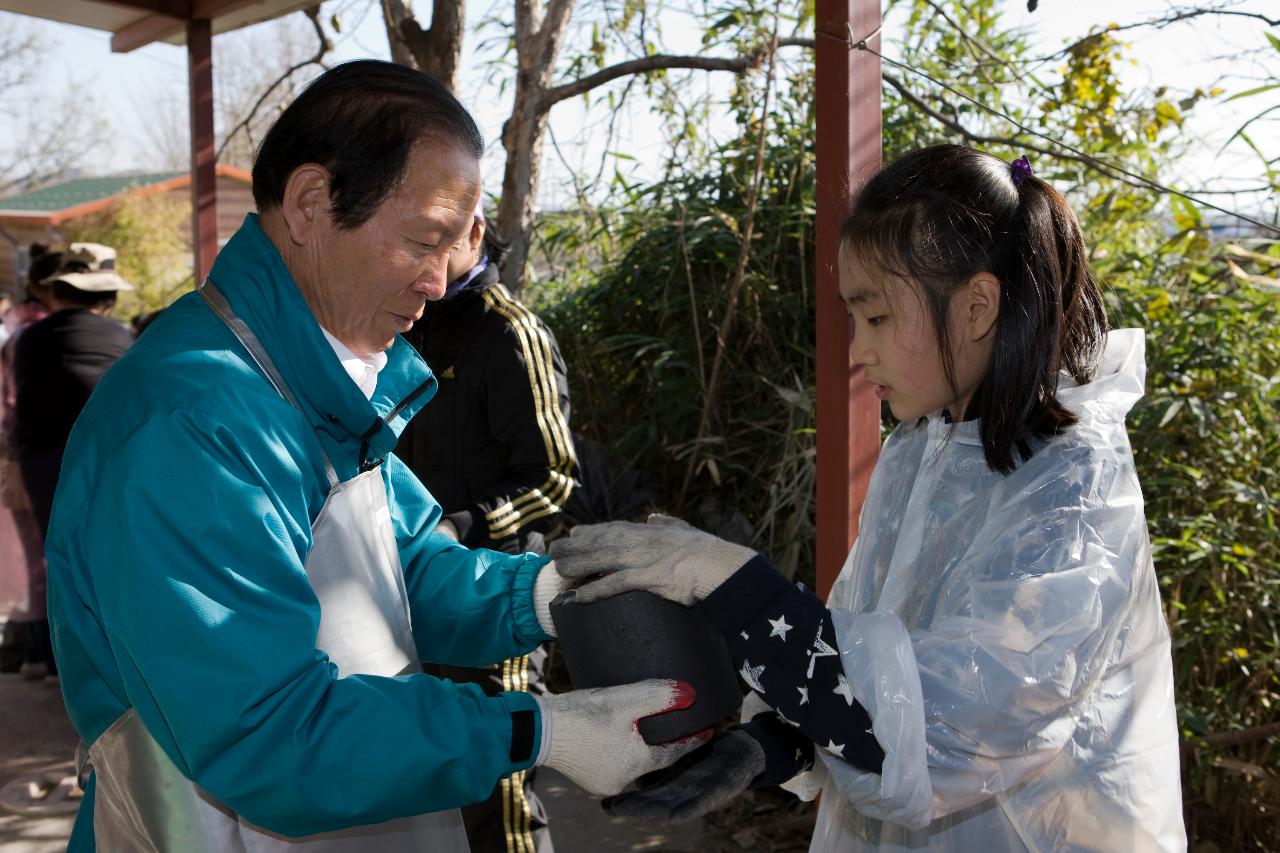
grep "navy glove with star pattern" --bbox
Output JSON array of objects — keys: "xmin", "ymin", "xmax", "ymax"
[{"xmin": 700, "ymin": 557, "xmax": 885, "ymax": 774}]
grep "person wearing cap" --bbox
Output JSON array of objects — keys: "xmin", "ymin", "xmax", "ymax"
[
  {"xmin": 11, "ymin": 243, "xmax": 134, "ymax": 682},
  {"xmin": 44, "ymin": 60, "xmax": 703, "ymax": 853},
  {"xmin": 397, "ymin": 201, "xmax": 573, "ymax": 853},
  {"xmin": 12, "ymin": 242, "xmax": 134, "ymax": 533}
]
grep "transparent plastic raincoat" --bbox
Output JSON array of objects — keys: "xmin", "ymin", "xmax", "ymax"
[{"xmin": 791, "ymin": 329, "xmax": 1185, "ymax": 851}]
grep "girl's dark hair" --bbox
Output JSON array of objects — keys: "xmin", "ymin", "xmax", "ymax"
[
  {"xmin": 481, "ymin": 221, "xmax": 509, "ymax": 270},
  {"xmin": 841, "ymin": 144, "xmax": 1107, "ymax": 474},
  {"xmin": 252, "ymin": 60, "xmax": 484, "ymax": 230}
]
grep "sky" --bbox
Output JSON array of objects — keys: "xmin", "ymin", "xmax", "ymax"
[{"xmin": 0, "ymin": 0, "xmax": 1276, "ymax": 217}]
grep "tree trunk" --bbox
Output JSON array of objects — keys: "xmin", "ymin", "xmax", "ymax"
[
  {"xmin": 382, "ymin": 0, "xmax": 465, "ymax": 92},
  {"xmin": 403, "ymin": 0, "xmax": 464, "ymax": 91},
  {"xmin": 380, "ymin": 0, "xmax": 416, "ymax": 68},
  {"xmin": 496, "ymin": 0, "xmax": 576, "ymax": 294},
  {"xmin": 497, "ymin": 77, "xmax": 551, "ymax": 294}
]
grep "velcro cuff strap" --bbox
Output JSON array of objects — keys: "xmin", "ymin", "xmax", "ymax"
[{"xmin": 509, "ymin": 709, "xmax": 536, "ymax": 763}]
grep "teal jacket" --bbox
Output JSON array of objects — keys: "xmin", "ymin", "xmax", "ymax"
[{"xmin": 47, "ymin": 215, "xmax": 550, "ymax": 849}]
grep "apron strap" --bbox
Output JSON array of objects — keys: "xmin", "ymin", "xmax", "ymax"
[
  {"xmin": 199, "ymin": 277, "xmax": 341, "ymax": 490},
  {"xmin": 75, "ymin": 739, "xmax": 91, "ymax": 790}
]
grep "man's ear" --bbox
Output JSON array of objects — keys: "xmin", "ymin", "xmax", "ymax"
[
  {"xmin": 963, "ymin": 272, "xmax": 1001, "ymax": 341},
  {"xmin": 470, "ymin": 217, "xmax": 486, "ymax": 255},
  {"xmin": 279, "ymin": 164, "xmax": 332, "ymax": 246}
]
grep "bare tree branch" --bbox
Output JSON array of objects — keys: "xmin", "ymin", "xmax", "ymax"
[
  {"xmin": 1200, "ymin": 722, "xmax": 1280, "ymax": 749},
  {"xmin": 542, "ymin": 37, "xmax": 814, "ymax": 110},
  {"xmin": 880, "ymin": 70, "xmax": 1143, "ymax": 187},
  {"xmin": 1033, "ymin": 6, "xmax": 1279, "ymax": 67},
  {"xmin": 543, "ymin": 53, "xmax": 763, "ymax": 107},
  {"xmin": 1097, "ymin": 6, "xmax": 1279, "ymax": 35},
  {"xmin": 215, "ymin": 6, "xmax": 330, "ymax": 164}
]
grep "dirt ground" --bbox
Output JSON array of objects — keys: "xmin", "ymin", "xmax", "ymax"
[{"xmin": 0, "ymin": 673, "xmax": 80, "ymax": 853}]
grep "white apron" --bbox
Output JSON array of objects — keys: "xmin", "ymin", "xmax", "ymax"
[{"xmin": 79, "ymin": 279, "xmax": 469, "ymax": 852}]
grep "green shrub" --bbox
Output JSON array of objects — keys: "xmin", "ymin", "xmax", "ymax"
[{"xmin": 1102, "ymin": 225, "xmax": 1279, "ymax": 848}]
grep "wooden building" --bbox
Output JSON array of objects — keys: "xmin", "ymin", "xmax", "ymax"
[{"xmin": 0, "ymin": 165, "xmax": 253, "ymax": 297}]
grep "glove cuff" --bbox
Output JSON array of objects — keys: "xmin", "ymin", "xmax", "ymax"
[
  {"xmin": 533, "ymin": 563, "xmax": 566, "ymax": 637},
  {"xmin": 693, "ymin": 539, "xmax": 757, "ymax": 600},
  {"xmin": 531, "ymin": 693, "xmax": 553, "ymax": 766}
]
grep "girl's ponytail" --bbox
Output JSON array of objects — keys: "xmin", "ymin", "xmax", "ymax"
[{"xmin": 979, "ymin": 174, "xmax": 1108, "ymax": 471}]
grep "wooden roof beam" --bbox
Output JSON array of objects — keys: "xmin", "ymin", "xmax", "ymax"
[
  {"xmin": 112, "ymin": 13, "xmax": 185, "ymax": 52},
  {"xmin": 110, "ymin": 0, "xmax": 263, "ymax": 52}
]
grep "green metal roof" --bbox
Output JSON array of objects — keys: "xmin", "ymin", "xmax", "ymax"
[{"xmin": 0, "ymin": 172, "xmax": 184, "ymax": 213}]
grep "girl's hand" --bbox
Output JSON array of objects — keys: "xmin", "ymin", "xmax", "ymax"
[
  {"xmin": 548, "ymin": 515, "xmax": 756, "ymax": 606},
  {"xmin": 602, "ymin": 711, "xmax": 815, "ymax": 822}
]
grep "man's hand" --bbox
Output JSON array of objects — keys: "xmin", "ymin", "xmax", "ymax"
[
  {"xmin": 435, "ymin": 518, "xmax": 460, "ymax": 541},
  {"xmin": 548, "ymin": 515, "xmax": 755, "ymax": 606},
  {"xmin": 535, "ymin": 680, "xmax": 712, "ymax": 796}
]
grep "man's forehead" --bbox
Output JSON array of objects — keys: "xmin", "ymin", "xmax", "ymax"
[
  {"xmin": 393, "ymin": 183, "xmax": 478, "ymax": 231},
  {"xmin": 406, "ymin": 203, "xmax": 471, "ymax": 226},
  {"xmin": 398, "ymin": 145, "xmax": 480, "ymax": 212}
]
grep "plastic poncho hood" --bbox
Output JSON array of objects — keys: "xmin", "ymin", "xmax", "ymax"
[{"xmin": 798, "ymin": 329, "xmax": 1186, "ymax": 851}]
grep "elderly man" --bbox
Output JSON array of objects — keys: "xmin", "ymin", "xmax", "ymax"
[{"xmin": 47, "ymin": 60, "xmax": 699, "ymax": 852}]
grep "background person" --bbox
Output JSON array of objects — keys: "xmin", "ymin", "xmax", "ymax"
[
  {"xmin": 13, "ymin": 244, "xmax": 134, "ymax": 534},
  {"xmin": 11, "ymin": 244, "xmax": 134, "ymax": 682},
  {"xmin": 0, "ymin": 248, "xmax": 59, "ymax": 675},
  {"xmin": 398, "ymin": 201, "xmax": 575, "ymax": 853}
]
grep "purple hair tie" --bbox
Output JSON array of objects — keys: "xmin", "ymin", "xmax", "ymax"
[{"xmin": 1010, "ymin": 155, "xmax": 1033, "ymax": 187}]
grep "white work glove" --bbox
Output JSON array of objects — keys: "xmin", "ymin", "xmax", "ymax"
[
  {"xmin": 532, "ymin": 561, "xmax": 573, "ymax": 637},
  {"xmin": 548, "ymin": 515, "xmax": 755, "ymax": 606},
  {"xmin": 534, "ymin": 679, "xmax": 710, "ymax": 796}
]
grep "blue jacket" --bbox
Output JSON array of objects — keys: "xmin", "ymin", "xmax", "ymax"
[{"xmin": 47, "ymin": 214, "xmax": 550, "ymax": 849}]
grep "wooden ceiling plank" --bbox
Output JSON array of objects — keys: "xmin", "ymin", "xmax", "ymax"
[{"xmin": 96, "ymin": 0, "xmax": 191, "ymax": 19}]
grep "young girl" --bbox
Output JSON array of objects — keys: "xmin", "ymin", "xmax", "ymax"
[{"xmin": 551, "ymin": 145, "xmax": 1186, "ymax": 851}]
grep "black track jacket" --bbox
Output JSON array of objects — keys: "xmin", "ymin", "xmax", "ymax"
[{"xmin": 396, "ymin": 264, "xmax": 576, "ymax": 552}]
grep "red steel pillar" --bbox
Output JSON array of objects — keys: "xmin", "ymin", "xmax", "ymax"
[
  {"xmin": 813, "ymin": 0, "xmax": 882, "ymax": 597},
  {"xmin": 188, "ymin": 18, "xmax": 218, "ymax": 283}
]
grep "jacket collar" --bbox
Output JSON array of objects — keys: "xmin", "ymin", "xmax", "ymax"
[
  {"xmin": 425, "ymin": 262, "xmax": 500, "ymax": 320},
  {"xmin": 207, "ymin": 214, "xmax": 436, "ymax": 468}
]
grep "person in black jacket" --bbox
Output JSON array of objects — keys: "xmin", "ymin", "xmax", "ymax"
[
  {"xmin": 12, "ymin": 243, "xmax": 134, "ymax": 680},
  {"xmin": 398, "ymin": 212, "xmax": 575, "ymax": 554},
  {"xmin": 14, "ymin": 243, "xmax": 136, "ymax": 532},
  {"xmin": 14, "ymin": 244, "xmax": 136, "ymax": 522},
  {"xmin": 397, "ymin": 205, "xmax": 574, "ymax": 853}
]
